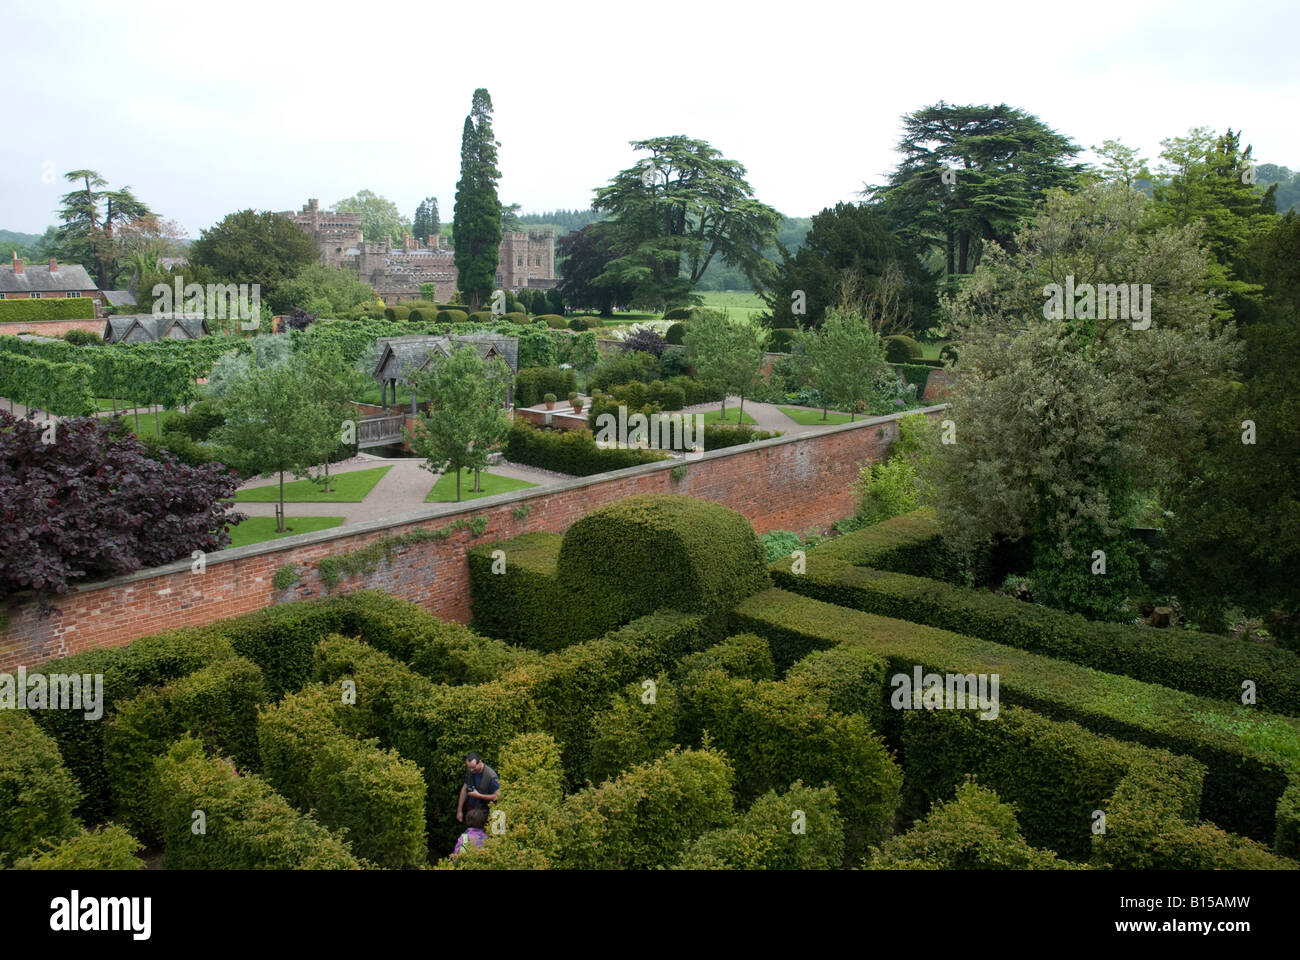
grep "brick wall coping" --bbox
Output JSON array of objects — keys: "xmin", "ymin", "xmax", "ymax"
[{"xmin": 43, "ymin": 402, "xmax": 948, "ymax": 597}]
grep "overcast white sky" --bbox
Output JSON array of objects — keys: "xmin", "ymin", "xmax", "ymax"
[{"xmin": 2, "ymin": 0, "xmax": 1295, "ymax": 237}]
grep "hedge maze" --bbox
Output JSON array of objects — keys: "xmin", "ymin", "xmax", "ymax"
[{"xmin": 3, "ymin": 495, "xmax": 1298, "ymax": 869}]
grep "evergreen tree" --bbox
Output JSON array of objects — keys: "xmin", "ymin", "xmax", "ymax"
[
  {"xmin": 453, "ymin": 89, "xmax": 503, "ymax": 311},
  {"xmin": 414, "ymin": 196, "xmax": 440, "ymax": 244}
]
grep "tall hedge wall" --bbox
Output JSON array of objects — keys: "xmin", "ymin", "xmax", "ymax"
[
  {"xmin": 0, "ymin": 297, "xmax": 96, "ymax": 322},
  {"xmin": 0, "ymin": 711, "xmax": 82, "ymax": 865}
]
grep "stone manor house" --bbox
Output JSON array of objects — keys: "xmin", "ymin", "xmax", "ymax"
[{"xmin": 280, "ymin": 199, "xmax": 556, "ymax": 304}]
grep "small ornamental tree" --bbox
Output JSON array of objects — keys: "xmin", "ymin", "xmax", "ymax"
[
  {"xmin": 299, "ymin": 343, "xmax": 369, "ymax": 494},
  {"xmin": 683, "ymin": 309, "xmax": 767, "ymax": 421},
  {"xmin": 212, "ymin": 353, "xmax": 340, "ymax": 531},
  {"xmin": 408, "ymin": 345, "xmax": 511, "ymax": 500},
  {"xmin": 0, "ymin": 411, "xmax": 245, "ymax": 600}
]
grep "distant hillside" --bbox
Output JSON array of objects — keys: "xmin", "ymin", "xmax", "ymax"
[
  {"xmin": 0, "ymin": 229, "xmax": 43, "ymax": 254},
  {"xmin": 1256, "ymin": 163, "xmax": 1300, "ymax": 213}
]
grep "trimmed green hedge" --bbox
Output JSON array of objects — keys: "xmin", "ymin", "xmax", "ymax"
[
  {"xmin": 104, "ymin": 657, "xmax": 267, "ymax": 839},
  {"xmin": 676, "ymin": 632, "xmax": 775, "ymax": 682},
  {"xmin": 775, "ymin": 560, "xmax": 1300, "ymax": 716},
  {"xmin": 150, "ymin": 735, "xmax": 361, "ymax": 869},
  {"xmin": 0, "ymin": 350, "xmax": 95, "ymax": 415},
  {"xmin": 675, "ymin": 782, "xmax": 845, "ymax": 869},
  {"xmin": 436, "ymin": 309, "xmax": 469, "ymax": 323},
  {"xmin": 557, "ymin": 748, "xmax": 735, "ymax": 869},
  {"xmin": 868, "ymin": 778, "xmax": 1074, "ymax": 869},
  {"xmin": 586, "ymin": 675, "xmax": 679, "ymax": 787},
  {"xmin": 899, "ymin": 703, "xmax": 1198, "ymax": 860},
  {"xmin": 467, "ymin": 532, "xmax": 608, "ymax": 650},
  {"xmin": 676, "ymin": 669, "xmax": 901, "ymax": 860},
  {"xmin": 514, "ymin": 366, "xmax": 577, "ymax": 407},
  {"xmin": 883, "ymin": 334, "xmax": 922, "ymax": 362},
  {"xmin": 12, "ymin": 824, "xmax": 144, "ymax": 870},
  {"xmin": 1092, "ymin": 761, "xmax": 1294, "ymax": 869},
  {"xmin": 0, "ymin": 711, "xmax": 82, "ymax": 866},
  {"xmin": 258, "ymin": 683, "xmax": 427, "ymax": 868},
  {"xmin": 505, "ymin": 419, "xmax": 670, "ymax": 476},
  {"xmin": 891, "ymin": 362, "xmax": 932, "ymax": 395},
  {"xmin": 1275, "ymin": 778, "xmax": 1300, "ymax": 859},
  {"xmin": 784, "ymin": 644, "xmax": 890, "ymax": 734},
  {"xmin": 0, "ymin": 297, "xmax": 96, "ymax": 322},
  {"xmin": 732, "ymin": 587, "xmax": 1300, "ymax": 843},
  {"xmin": 801, "ymin": 509, "xmax": 967, "ymax": 583},
  {"xmin": 557, "ymin": 494, "xmax": 770, "ymax": 630}
]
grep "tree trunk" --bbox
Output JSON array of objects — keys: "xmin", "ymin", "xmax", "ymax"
[
  {"xmin": 958, "ymin": 231, "xmax": 971, "ymax": 275},
  {"xmin": 278, "ymin": 471, "xmax": 286, "ymax": 532},
  {"xmin": 474, "ymin": 468, "xmax": 481, "ymax": 492},
  {"xmin": 456, "ymin": 469, "xmax": 462, "ymax": 502}
]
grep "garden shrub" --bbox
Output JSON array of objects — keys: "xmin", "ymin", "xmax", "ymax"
[
  {"xmin": 504, "ymin": 312, "xmax": 529, "ymax": 323},
  {"xmin": 0, "ymin": 711, "xmax": 81, "ymax": 866},
  {"xmin": 150, "ymin": 735, "xmax": 361, "ymax": 869},
  {"xmin": 732, "ymin": 587, "xmax": 1300, "ymax": 842},
  {"xmin": 556, "ymin": 747, "xmax": 735, "ymax": 869},
  {"xmin": 767, "ymin": 329, "xmax": 795, "ymax": 353},
  {"xmin": 467, "ymin": 532, "xmax": 608, "ymax": 650},
  {"xmin": 890, "ymin": 362, "xmax": 932, "ymax": 395},
  {"xmin": 504, "ymin": 420, "xmax": 669, "ymax": 476},
  {"xmin": 514, "ymin": 366, "xmax": 577, "ymax": 407},
  {"xmin": 802, "ymin": 508, "xmax": 968, "ymax": 583},
  {"xmin": 31, "ymin": 627, "xmax": 238, "ymax": 821},
  {"xmin": 590, "ymin": 350, "xmax": 661, "ymax": 392},
  {"xmin": 675, "ymin": 670, "xmax": 901, "ymax": 860},
  {"xmin": 586, "ymin": 675, "xmax": 679, "ymax": 787},
  {"xmin": 12, "ymin": 824, "xmax": 144, "ymax": 870},
  {"xmin": 668, "ymin": 373, "xmax": 723, "ymax": 405},
  {"xmin": 676, "ymin": 633, "xmax": 775, "ymax": 682},
  {"xmin": 436, "ymin": 309, "xmax": 469, "ymax": 324},
  {"xmin": 760, "ymin": 530, "xmax": 803, "ymax": 562},
  {"xmin": 558, "ymin": 495, "xmax": 769, "ymax": 632},
  {"xmin": 468, "ymin": 311, "xmax": 493, "ymax": 323},
  {"xmin": 310, "ymin": 636, "xmax": 438, "ymax": 745},
  {"xmin": 539, "ymin": 315, "xmax": 567, "ymax": 329},
  {"xmin": 675, "ymin": 782, "xmax": 845, "ymax": 870},
  {"xmin": 664, "ymin": 321, "xmax": 687, "ymax": 344},
  {"xmin": 784, "ymin": 644, "xmax": 889, "ymax": 734},
  {"xmin": 1274, "ymin": 778, "xmax": 1300, "ymax": 859},
  {"xmin": 661, "ymin": 345, "xmax": 690, "ymax": 376},
  {"xmin": 939, "ymin": 342, "xmax": 959, "ymax": 364},
  {"xmin": 867, "ymin": 778, "xmax": 1073, "ymax": 869},
  {"xmin": 1091, "ymin": 760, "xmax": 1294, "ymax": 869},
  {"xmin": 63, "ymin": 328, "xmax": 103, "ymax": 346},
  {"xmin": 663, "ymin": 307, "xmax": 695, "ymax": 321},
  {"xmin": 407, "ymin": 309, "xmax": 425, "ymax": 322},
  {"xmin": 503, "ymin": 611, "xmax": 704, "ymax": 782},
  {"xmin": 774, "ymin": 561, "xmax": 1300, "ymax": 716},
  {"xmin": 257, "ymin": 683, "xmax": 427, "ymax": 869},
  {"xmin": 567, "ymin": 316, "xmax": 591, "ymax": 331},
  {"xmin": 701, "ymin": 424, "xmax": 783, "ymax": 450},
  {"xmin": 883, "ymin": 334, "xmax": 922, "ymax": 362},
  {"xmin": 104, "ymin": 657, "xmax": 267, "ymax": 838}
]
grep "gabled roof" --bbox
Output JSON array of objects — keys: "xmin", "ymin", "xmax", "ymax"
[
  {"xmin": 0, "ymin": 262, "xmax": 98, "ymax": 293},
  {"xmin": 102, "ymin": 314, "xmax": 209, "ymax": 343},
  {"xmin": 103, "ymin": 290, "xmax": 138, "ymax": 307},
  {"xmin": 372, "ymin": 333, "xmax": 519, "ymax": 383}
]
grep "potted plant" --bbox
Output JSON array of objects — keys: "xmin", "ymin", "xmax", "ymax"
[
  {"xmin": 543, "ymin": 393, "xmax": 557, "ymax": 411},
  {"xmin": 568, "ymin": 391, "xmax": 582, "ymax": 413}
]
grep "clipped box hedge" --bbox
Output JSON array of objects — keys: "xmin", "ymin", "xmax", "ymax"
[
  {"xmin": 467, "ymin": 531, "xmax": 610, "ymax": 650},
  {"xmin": 104, "ymin": 656, "xmax": 267, "ymax": 839},
  {"xmin": 557, "ymin": 747, "xmax": 735, "ymax": 869},
  {"xmin": 257, "ymin": 683, "xmax": 427, "ymax": 869},
  {"xmin": 802, "ymin": 509, "xmax": 968, "ymax": 583},
  {"xmin": 774, "ymin": 559, "xmax": 1300, "ymax": 716},
  {"xmin": 585, "ymin": 675, "xmax": 679, "ymax": 787},
  {"xmin": 675, "ymin": 782, "xmax": 845, "ymax": 870},
  {"xmin": 732, "ymin": 587, "xmax": 1300, "ymax": 844},
  {"xmin": 150, "ymin": 735, "xmax": 361, "ymax": 869},
  {"xmin": 900, "ymin": 703, "xmax": 1201, "ymax": 860},
  {"xmin": 557, "ymin": 494, "xmax": 771, "ymax": 631},
  {"xmin": 505, "ymin": 419, "xmax": 669, "ymax": 476},
  {"xmin": 0, "ymin": 296, "xmax": 96, "ymax": 322},
  {"xmin": 514, "ymin": 366, "xmax": 577, "ymax": 407},
  {"xmin": 675, "ymin": 669, "xmax": 902, "ymax": 860},
  {"xmin": 12, "ymin": 824, "xmax": 144, "ymax": 870},
  {"xmin": 0, "ymin": 711, "xmax": 82, "ymax": 865},
  {"xmin": 1091, "ymin": 760, "xmax": 1294, "ymax": 869}
]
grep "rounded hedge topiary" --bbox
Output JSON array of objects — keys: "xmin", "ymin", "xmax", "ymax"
[
  {"xmin": 535, "ymin": 314, "xmax": 566, "ymax": 329},
  {"xmin": 407, "ymin": 308, "xmax": 425, "ymax": 323},
  {"xmin": 436, "ymin": 309, "xmax": 469, "ymax": 323},
  {"xmin": 504, "ymin": 311, "xmax": 529, "ymax": 323},
  {"xmin": 884, "ymin": 335, "xmax": 922, "ymax": 363},
  {"xmin": 665, "ymin": 322, "xmax": 687, "ymax": 345},
  {"xmin": 468, "ymin": 311, "xmax": 493, "ymax": 323},
  {"xmin": 556, "ymin": 494, "xmax": 770, "ymax": 624},
  {"xmin": 64, "ymin": 328, "xmax": 103, "ymax": 346},
  {"xmin": 663, "ymin": 306, "xmax": 695, "ymax": 321},
  {"xmin": 568, "ymin": 316, "xmax": 591, "ymax": 331},
  {"xmin": 939, "ymin": 342, "xmax": 959, "ymax": 364}
]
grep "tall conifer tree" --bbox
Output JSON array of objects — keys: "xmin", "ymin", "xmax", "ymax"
[{"xmin": 453, "ymin": 89, "xmax": 502, "ymax": 310}]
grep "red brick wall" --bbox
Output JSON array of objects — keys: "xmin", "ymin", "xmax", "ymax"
[
  {"xmin": 0, "ymin": 406, "xmax": 946, "ymax": 670},
  {"xmin": 0, "ymin": 318, "xmax": 105, "ymax": 338}
]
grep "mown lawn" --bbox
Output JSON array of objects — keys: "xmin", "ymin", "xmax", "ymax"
[
  {"xmin": 426, "ymin": 468, "xmax": 539, "ymax": 502},
  {"xmin": 694, "ymin": 290, "xmax": 768, "ymax": 321},
  {"xmin": 698, "ymin": 406, "xmax": 758, "ymax": 426},
  {"xmin": 231, "ymin": 466, "xmax": 392, "ymax": 503},
  {"xmin": 777, "ymin": 405, "xmax": 854, "ymax": 425},
  {"xmin": 224, "ymin": 516, "xmax": 345, "ymax": 548}
]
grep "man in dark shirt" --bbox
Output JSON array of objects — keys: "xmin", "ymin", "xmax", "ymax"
[{"xmin": 457, "ymin": 751, "xmax": 500, "ymax": 823}]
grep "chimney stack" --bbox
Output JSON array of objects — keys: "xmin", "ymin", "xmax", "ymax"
[
  {"xmin": 11, "ymin": 253, "xmax": 22, "ymax": 275},
  {"xmin": 49, "ymin": 257, "xmax": 57, "ymax": 272}
]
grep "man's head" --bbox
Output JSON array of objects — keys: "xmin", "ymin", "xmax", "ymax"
[
  {"xmin": 466, "ymin": 808, "xmax": 488, "ymax": 830},
  {"xmin": 466, "ymin": 751, "xmax": 484, "ymax": 774}
]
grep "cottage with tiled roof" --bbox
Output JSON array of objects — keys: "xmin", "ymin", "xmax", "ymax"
[{"xmin": 0, "ymin": 254, "xmax": 103, "ymax": 309}]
